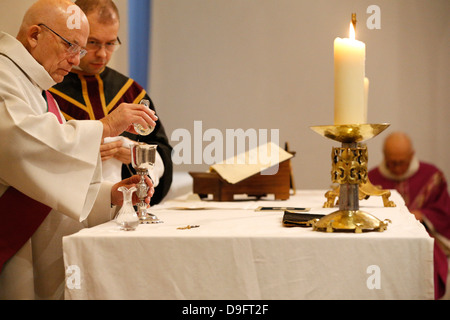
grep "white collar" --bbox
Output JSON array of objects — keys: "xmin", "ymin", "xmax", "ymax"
[
  {"xmin": 0, "ymin": 32, "xmax": 56, "ymax": 90},
  {"xmin": 379, "ymin": 155, "xmax": 420, "ymax": 181}
]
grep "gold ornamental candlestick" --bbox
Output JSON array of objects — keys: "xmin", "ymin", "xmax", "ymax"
[{"xmin": 310, "ymin": 123, "xmax": 392, "ymax": 233}]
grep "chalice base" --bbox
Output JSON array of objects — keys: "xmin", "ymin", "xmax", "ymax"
[
  {"xmin": 311, "ymin": 210, "xmax": 390, "ymax": 233},
  {"xmin": 139, "ymin": 213, "xmax": 163, "ymax": 224}
]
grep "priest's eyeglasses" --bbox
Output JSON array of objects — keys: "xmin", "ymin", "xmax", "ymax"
[
  {"xmin": 85, "ymin": 38, "xmax": 122, "ymax": 53},
  {"xmin": 38, "ymin": 23, "xmax": 87, "ymax": 59}
]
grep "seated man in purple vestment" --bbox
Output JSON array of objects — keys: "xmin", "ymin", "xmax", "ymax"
[{"xmin": 369, "ymin": 131, "xmax": 450, "ymax": 299}]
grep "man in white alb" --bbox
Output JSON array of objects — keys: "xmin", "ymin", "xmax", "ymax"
[{"xmin": 0, "ymin": 0, "xmax": 158, "ymax": 299}]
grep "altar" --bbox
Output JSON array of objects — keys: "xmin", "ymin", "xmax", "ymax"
[{"xmin": 63, "ymin": 190, "xmax": 434, "ymax": 300}]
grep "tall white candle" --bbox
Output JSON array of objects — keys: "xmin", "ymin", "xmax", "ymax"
[
  {"xmin": 334, "ymin": 22, "xmax": 366, "ymax": 125},
  {"xmin": 364, "ymin": 77, "xmax": 369, "ymax": 123}
]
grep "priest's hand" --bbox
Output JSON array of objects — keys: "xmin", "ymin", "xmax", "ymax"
[
  {"xmin": 100, "ymin": 139, "xmax": 123, "ymax": 161},
  {"xmin": 100, "ymin": 103, "xmax": 158, "ymax": 138},
  {"xmin": 111, "ymin": 175, "xmax": 154, "ymax": 206},
  {"xmin": 100, "ymin": 139, "xmax": 132, "ymax": 164},
  {"xmin": 113, "ymin": 145, "xmax": 132, "ymax": 164}
]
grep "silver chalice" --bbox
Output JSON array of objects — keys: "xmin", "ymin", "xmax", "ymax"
[{"xmin": 131, "ymin": 143, "xmax": 163, "ymax": 224}]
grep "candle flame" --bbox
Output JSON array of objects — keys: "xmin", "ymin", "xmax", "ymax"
[{"xmin": 349, "ymin": 22, "xmax": 355, "ymax": 40}]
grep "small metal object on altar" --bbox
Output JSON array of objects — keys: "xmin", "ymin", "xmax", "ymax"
[
  {"xmin": 177, "ymin": 225, "xmax": 200, "ymax": 230},
  {"xmin": 310, "ymin": 124, "xmax": 393, "ymax": 233}
]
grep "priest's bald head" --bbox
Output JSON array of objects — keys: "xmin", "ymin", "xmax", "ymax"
[
  {"xmin": 16, "ymin": 0, "xmax": 89, "ymax": 83},
  {"xmin": 383, "ymin": 132, "xmax": 415, "ymax": 178}
]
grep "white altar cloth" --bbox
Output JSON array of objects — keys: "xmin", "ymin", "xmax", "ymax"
[{"xmin": 63, "ymin": 190, "xmax": 434, "ymax": 300}]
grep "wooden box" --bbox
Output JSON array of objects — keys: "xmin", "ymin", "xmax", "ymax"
[{"xmin": 189, "ymin": 159, "xmax": 293, "ymax": 201}]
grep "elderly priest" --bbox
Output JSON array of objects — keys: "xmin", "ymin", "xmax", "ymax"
[
  {"xmin": 0, "ymin": 0, "xmax": 157, "ymax": 299},
  {"xmin": 369, "ymin": 132, "xmax": 450, "ymax": 299}
]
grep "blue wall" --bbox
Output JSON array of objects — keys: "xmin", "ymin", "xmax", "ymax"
[{"xmin": 128, "ymin": 0, "xmax": 152, "ymax": 90}]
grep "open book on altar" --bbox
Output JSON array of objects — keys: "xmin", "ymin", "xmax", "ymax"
[{"xmin": 209, "ymin": 141, "xmax": 294, "ymax": 184}]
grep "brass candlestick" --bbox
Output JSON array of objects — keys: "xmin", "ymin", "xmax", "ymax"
[{"xmin": 310, "ymin": 123, "xmax": 392, "ymax": 233}]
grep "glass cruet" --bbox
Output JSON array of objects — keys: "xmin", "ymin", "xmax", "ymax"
[{"xmin": 115, "ymin": 186, "xmax": 139, "ymax": 231}]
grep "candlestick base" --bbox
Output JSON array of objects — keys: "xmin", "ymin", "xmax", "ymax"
[
  {"xmin": 359, "ymin": 179, "xmax": 396, "ymax": 207},
  {"xmin": 324, "ymin": 180, "xmax": 396, "ymax": 208},
  {"xmin": 310, "ymin": 210, "xmax": 391, "ymax": 233}
]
